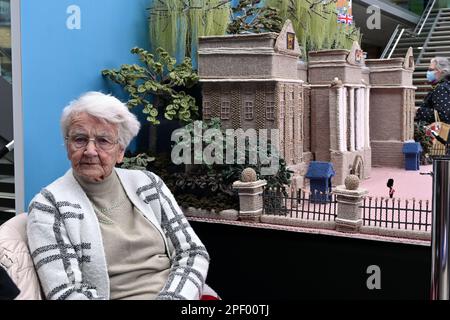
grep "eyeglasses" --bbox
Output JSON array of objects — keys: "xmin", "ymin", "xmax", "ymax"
[{"xmin": 66, "ymin": 134, "xmax": 119, "ymax": 151}]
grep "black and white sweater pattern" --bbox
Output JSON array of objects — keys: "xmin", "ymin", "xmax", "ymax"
[
  {"xmin": 27, "ymin": 168, "xmax": 210, "ymax": 300},
  {"xmin": 416, "ymin": 76, "xmax": 450, "ymax": 124}
]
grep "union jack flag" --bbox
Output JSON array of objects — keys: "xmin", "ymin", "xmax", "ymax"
[{"xmin": 337, "ymin": 14, "xmax": 353, "ymax": 25}]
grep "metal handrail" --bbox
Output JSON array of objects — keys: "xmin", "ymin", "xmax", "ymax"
[
  {"xmin": 415, "ymin": 0, "xmax": 437, "ymax": 35},
  {"xmin": 0, "ymin": 140, "xmax": 14, "ymax": 159},
  {"xmin": 388, "ymin": 28, "xmax": 405, "ymax": 59},
  {"xmin": 381, "ymin": 0, "xmax": 437, "ymax": 59},
  {"xmin": 416, "ymin": 8, "xmax": 441, "ymax": 65},
  {"xmin": 0, "ymin": 47, "xmax": 11, "ymax": 60},
  {"xmin": 381, "ymin": 24, "xmax": 400, "ymax": 59}
]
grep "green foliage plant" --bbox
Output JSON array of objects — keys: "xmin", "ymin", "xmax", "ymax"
[
  {"xmin": 148, "ymin": 0, "xmax": 231, "ymax": 59},
  {"xmin": 120, "ymin": 153, "xmax": 155, "ymax": 170},
  {"xmin": 414, "ymin": 121, "xmax": 433, "ymax": 165},
  {"xmin": 172, "ymin": 118, "xmax": 294, "ymax": 189},
  {"xmin": 147, "ymin": 0, "xmax": 360, "ymax": 63},
  {"xmin": 102, "ymin": 47, "xmax": 199, "ymax": 125},
  {"xmin": 266, "ymin": 0, "xmax": 361, "ymax": 58},
  {"xmin": 117, "ymin": 118, "xmax": 294, "ymax": 212}
]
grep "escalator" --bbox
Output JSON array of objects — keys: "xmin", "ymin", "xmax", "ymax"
[
  {"xmin": 382, "ymin": 0, "xmax": 450, "ymax": 107},
  {"xmin": 0, "ymin": 64, "xmax": 14, "ymax": 224},
  {"xmin": 0, "ymin": 0, "xmax": 14, "ymax": 223}
]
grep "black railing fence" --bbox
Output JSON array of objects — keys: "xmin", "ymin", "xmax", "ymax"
[
  {"xmin": 360, "ymin": 197, "xmax": 432, "ymax": 232},
  {"xmin": 263, "ymin": 187, "xmax": 337, "ymax": 221},
  {"xmin": 262, "ymin": 186, "xmax": 432, "ymax": 232}
]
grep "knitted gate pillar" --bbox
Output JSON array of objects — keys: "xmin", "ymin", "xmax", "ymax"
[
  {"xmin": 365, "ymin": 48, "xmax": 415, "ymax": 168},
  {"xmin": 334, "ymin": 176, "xmax": 368, "ymax": 233},
  {"xmin": 232, "ymin": 180, "xmax": 267, "ymax": 222}
]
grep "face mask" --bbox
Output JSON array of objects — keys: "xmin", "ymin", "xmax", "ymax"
[{"xmin": 427, "ymin": 70, "xmax": 437, "ymax": 83}]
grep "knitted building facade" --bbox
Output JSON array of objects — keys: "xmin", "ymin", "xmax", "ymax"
[
  {"xmin": 365, "ymin": 47, "xmax": 416, "ymax": 168},
  {"xmin": 198, "ymin": 20, "xmax": 415, "ymax": 187},
  {"xmin": 308, "ymin": 42, "xmax": 372, "ymax": 186},
  {"xmin": 198, "ymin": 20, "xmax": 311, "ymax": 188}
]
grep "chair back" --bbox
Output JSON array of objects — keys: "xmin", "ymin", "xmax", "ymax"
[{"xmin": 0, "ymin": 214, "xmax": 43, "ymax": 300}]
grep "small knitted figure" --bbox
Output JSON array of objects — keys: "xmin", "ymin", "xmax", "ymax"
[{"xmin": 387, "ymin": 178, "xmax": 395, "ymax": 199}]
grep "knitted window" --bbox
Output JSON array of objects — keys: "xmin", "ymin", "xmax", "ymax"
[
  {"xmin": 220, "ymin": 101, "xmax": 230, "ymax": 120},
  {"xmin": 244, "ymin": 101, "xmax": 254, "ymax": 120},
  {"xmin": 203, "ymin": 100, "xmax": 211, "ymax": 120},
  {"xmin": 266, "ymin": 101, "xmax": 275, "ymax": 121}
]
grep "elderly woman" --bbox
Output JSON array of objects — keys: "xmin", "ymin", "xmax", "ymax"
[
  {"xmin": 415, "ymin": 56, "xmax": 450, "ymax": 124},
  {"xmin": 27, "ymin": 92, "xmax": 210, "ymax": 300}
]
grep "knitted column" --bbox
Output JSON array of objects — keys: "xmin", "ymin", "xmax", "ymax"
[
  {"xmin": 233, "ymin": 169, "xmax": 267, "ymax": 222},
  {"xmin": 334, "ymin": 175, "xmax": 368, "ymax": 233}
]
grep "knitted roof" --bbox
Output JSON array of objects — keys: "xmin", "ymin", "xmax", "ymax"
[
  {"xmin": 305, "ymin": 161, "xmax": 335, "ymax": 179},
  {"xmin": 402, "ymin": 142, "xmax": 423, "ymax": 154}
]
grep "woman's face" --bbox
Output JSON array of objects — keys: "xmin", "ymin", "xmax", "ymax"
[
  {"xmin": 66, "ymin": 112, "xmax": 124, "ymax": 183},
  {"xmin": 429, "ymin": 61, "xmax": 442, "ymax": 81}
]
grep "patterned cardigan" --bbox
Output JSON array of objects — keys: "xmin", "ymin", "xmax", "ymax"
[{"xmin": 26, "ymin": 168, "xmax": 210, "ymax": 300}]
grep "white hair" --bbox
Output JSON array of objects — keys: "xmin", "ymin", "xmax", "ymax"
[
  {"xmin": 431, "ymin": 57, "xmax": 450, "ymax": 78},
  {"xmin": 61, "ymin": 91, "xmax": 141, "ymax": 149}
]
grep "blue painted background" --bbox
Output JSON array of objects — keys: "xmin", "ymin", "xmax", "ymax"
[{"xmin": 21, "ymin": 0, "xmax": 151, "ymax": 207}]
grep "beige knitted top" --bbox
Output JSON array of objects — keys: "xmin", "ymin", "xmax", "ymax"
[{"xmin": 74, "ymin": 171, "xmax": 171, "ymax": 300}]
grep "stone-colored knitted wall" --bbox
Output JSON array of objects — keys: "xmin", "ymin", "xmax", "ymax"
[
  {"xmin": 330, "ymin": 149, "xmax": 371, "ymax": 186},
  {"xmin": 264, "ymin": 84, "xmax": 278, "ymax": 131},
  {"xmin": 297, "ymin": 61, "xmax": 308, "ymax": 81},
  {"xmin": 308, "ymin": 50, "xmax": 348, "ymax": 62},
  {"xmin": 239, "ymin": 194, "xmax": 263, "ymax": 213},
  {"xmin": 198, "ymin": 29, "xmax": 300, "ymax": 80},
  {"xmin": 366, "ymin": 58, "xmax": 413, "ymax": 87},
  {"xmin": 294, "ymin": 86, "xmax": 304, "ymax": 164},
  {"xmin": 303, "ymin": 88, "xmax": 311, "ymax": 152},
  {"xmin": 371, "ymin": 141, "xmax": 404, "ymax": 167},
  {"xmin": 277, "ymin": 83, "xmax": 285, "ymax": 160},
  {"xmin": 239, "ymin": 83, "xmax": 255, "ymax": 131},
  {"xmin": 199, "ymin": 33, "xmax": 277, "ymax": 50},
  {"xmin": 404, "ymin": 88, "xmax": 415, "ymax": 141},
  {"xmin": 369, "ymin": 69, "xmax": 413, "ymax": 86},
  {"xmin": 199, "ymin": 54, "xmax": 273, "ymax": 79},
  {"xmin": 309, "ymin": 66, "xmax": 363, "ymax": 85},
  {"xmin": 254, "ymin": 84, "xmax": 266, "ymax": 131},
  {"xmin": 310, "ymin": 87, "xmax": 331, "ymax": 162},
  {"xmin": 367, "ymin": 56, "xmax": 415, "ymax": 168},
  {"xmin": 273, "ymin": 55, "xmax": 302, "ymax": 79},
  {"xmin": 230, "ymin": 84, "xmax": 241, "ymax": 129},
  {"xmin": 200, "ymin": 37, "xmax": 415, "ymax": 188},
  {"xmin": 203, "ymin": 83, "xmax": 219, "ymax": 120},
  {"xmin": 362, "ymin": 67, "xmax": 370, "ymax": 85},
  {"xmin": 363, "ymin": 148, "xmax": 372, "ymax": 179},
  {"xmin": 284, "ymin": 83, "xmax": 297, "ymax": 164},
  {"xmin": 370, "ymin": 89, "xmax": 403, "ymax": 141}
]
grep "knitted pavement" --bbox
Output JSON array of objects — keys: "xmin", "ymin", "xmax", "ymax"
[{"xmin": 359, "ymin": 165, "xmax": 433, "ymax": 201}]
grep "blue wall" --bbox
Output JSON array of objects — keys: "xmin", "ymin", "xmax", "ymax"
[{"xmin": 21, "ymin": 0, "xmax": 151, "ymax": 207}]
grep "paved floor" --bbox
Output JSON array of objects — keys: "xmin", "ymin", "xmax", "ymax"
[{"xmin": 359, "ymin": 165, "xmax": 433, "ymax": 201}]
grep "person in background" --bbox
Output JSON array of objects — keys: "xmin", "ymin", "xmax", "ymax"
[
  {"xmin": 415, "ymin": 57, "xmax": 450, "ymax": 124},
  {"xmin": 27, "ymin": 92, "xmax": 210, "ymax": 300}
]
